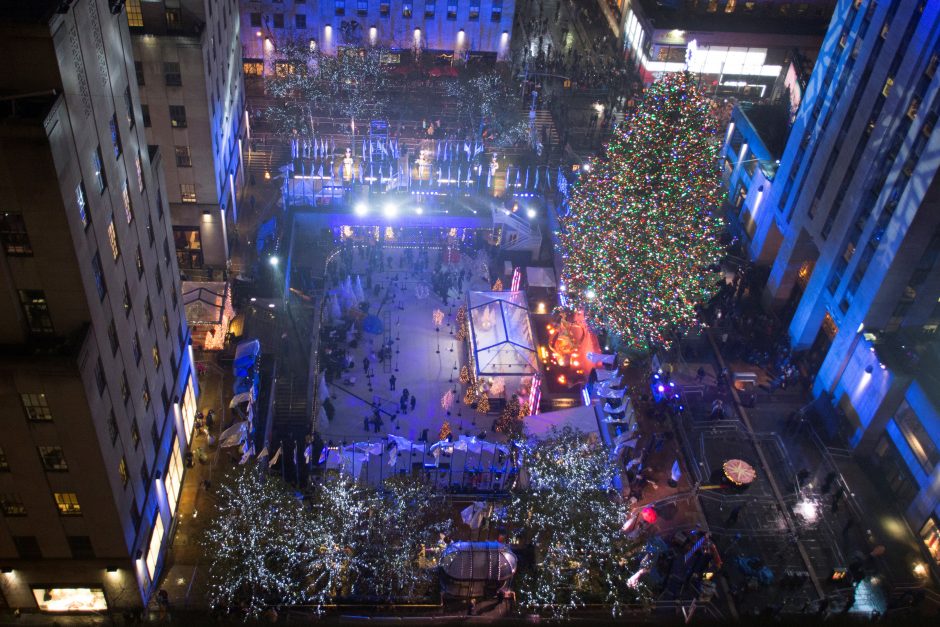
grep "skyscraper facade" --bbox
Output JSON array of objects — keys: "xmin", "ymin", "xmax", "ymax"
[
  {"xmin": 239, "ymin": 0, "xmax": 515, "ymax": 76},
  {"xmin": 126, "ymin": 0, "xmax": 246, "ymax": 276},
  {"xmin": 0, "ymin": 0, "xmax": 198, "ymax": 611},
  {"xmin": 747, "ymin": 0, "xmax": 940, "ymax": 562}
]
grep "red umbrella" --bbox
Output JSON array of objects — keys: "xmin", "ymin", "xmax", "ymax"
[{"xmin": 640, "ymin": 507, "xmax": 658, "ymax": 524}]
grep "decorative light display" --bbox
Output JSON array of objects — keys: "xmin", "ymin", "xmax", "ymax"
[
  {"xmin": 559, "ymin": 72, "xmax": 724, "ymax": 352},
  {"xmin": 495, "ymin": 394, "xmax": 525, "ymax": 441},
  {"xmin": 204, "ymin": 468, "xmax": 452, "ymax": 614},
  {"xmin": 492, "ymin": 278, "xmax": 504, "ymax": 291},
  {"xmin": 438, "ymin": 421, "xmax": 452, "ymax": 441},
  {"xmin": 458, "ymin": 365, "xmax": 471, "ymax": 385},
  {"xmin": 496, "ymin": 427, "xmax": 647, "ymax": 617},
  {"xmin": 476, "ymin": 393, "xmax": 490, "ymax": 414}
]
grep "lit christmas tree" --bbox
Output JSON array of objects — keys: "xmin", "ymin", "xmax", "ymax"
[{"xmin": 559, "ymin": 72, "xmax": 724, "ymax": 351}]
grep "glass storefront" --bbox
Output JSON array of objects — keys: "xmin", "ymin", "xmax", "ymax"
[
  {"xmin": 32, "ymin": 588, "xmax": 106, "ymax": 612},
  {"xmin": 182, "ymin": 375, "xmax": 197, "ymax": 445},
  {"xmin": 146, "ymin": 513, "xmax": 165, "ymax": 581},
  {"xmin": 922, "ymin": 517, "xmax": 940, "ymax": 567},
  {"xmin": 165, "ymin": 436, "xmax": 184, "ymax": 517}
]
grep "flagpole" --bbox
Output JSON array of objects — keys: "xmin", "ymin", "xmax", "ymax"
[
  {"xmin": 294, "ymin": 440, "xmax": 300, "ymax": 486},
  {"xmin": 279, "ymin": 440, "xmax": 285, "ymax": 481}
]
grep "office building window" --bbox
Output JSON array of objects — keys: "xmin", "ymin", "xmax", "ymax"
[
  {"xmin": 75, "ymin": 182, "xmax": 89, "ymax": 229},
  {"xmin": 134, "ymin": 247, "xmax": 144, "ymax": 281},
  {"xmin": 335, "ymin": 0, "xmax": 345, "ymax": 15},
  {"xmin": 358, "ymin": 0, "xmax": 368, "ymax": 15},
  {"xmin": 141, "ymin": 104, "xmax": 151, "ymax": 127},
  {"xmin": 121, "ymin": 371, "xmax": 130, "ymax": 403},
  {"xmin": 380, "ymin": 1, "xmax": 390, "ymax": 16},
  {"xmin": 126, "ymin": 0, "xmax": 143, "ymax": 27},
  {"xmin": 153, "ymin": 345, "xmax": 161, "ymax": 370},
  {"xmin": 123, "ymin": 281, "xmax": 132, "ymax": 315},
  {"xmin": 169, "ymin": 105, "xmax": 187, "ymax": 128},
  {"xmin": 107, "ymin": 410, "xmax": 119, "ymax": 444},
  {"xmin": 175, "ymin": 146, "xmax": 192, "ymax": 167},
  {"xmin": 124, "ymin": 86, "xmax": 134, "ymax": 128},
  {"xmin": 180, "ymin": 183, "xmax": 197, "ymax": 203},
  {"xmin": 54, "ymin": 492, "xmax": 82, "ymax": 516},
  {"xmin": 21, "ymin": 393, "xmax": 52, "ymax": 422},
  {"xmin": 273, "ymin": 13, "xmax": 284, "ymax": 27},
  {"xmin": 144, "ymin": 297, "xmax": 153, "ymax": 326},
  {"xmin": 469, "ymin": 1, "xmax": 478, "ymax": 20},
  {"xmin": 122, "ymin": 180, "xmax": 134, "ymax": 223},
  {"xmin": 447, "ymin": 0, "xmax": 456, "ymax": 19},
  {"xmin": 491, "ymin": 0, "xmax": 501, "ymax": 20},
  {"xmin": 295, "ymin": 13, "xmax": 306, "ymax": 28},
  {"xmin": 131, "ymin": 419, "xmax": 141, "ymax": 449},
  {"xmin": 12, "ymin": 536, "xmax": 41, "ymax": 558},
  {"xmin": 107, "ymin": 319, "xmax": 119, "ymax": 355},
  {"xmin": 136, "ymin": 152, "xmax": 145, "ymax": 192},
  {"xmin": 896, "ymin": 401, "xmax": 940, "ymax": 474},
  {"xmin": 135, "ymin": 61, "xmax": 145, "ymax": 86},
  {"xmin": 151, "ymin": 421, "xmax": 159, "ymax": 454},
  {"xmin": 162, "ymin": 311, "xmax": 170, "ymax": 336},
  {"xmin": 155, "ymin": 267, "xmax": 163, "ymax": 294},
  {"xmin": 425, "ymin": 0, "xmax": 435, "ymax": 18},
  {"xmin": 142, "ymin": 381, "xmax": 151, "ymax": 409},
  {"xmin": 1, "ymin": 495, "xmax": 27, "ymax": 517},
  {"xmin": 249, "ymin": 12, "xmax": 261, "ymax": 27},
  {"xmin": 119, "ymin": 456, "xmax": 128, "ymax": 487},
  {"xmin": 91, "ymin": 252, "xmax": 107, "ymax": 300},
  {"xmin": 132, "ymin": 333, "xmax": 142, "ymax": 364},
  {"xmin": 166, "ymin": 7, "xmax": 182, "ymax": 29},
  {"xmin": 163, "ymin": 237, "xmax": 172, "ymax": 268},
  {"xmin": 95, "ymin": 357, "xmax": 107, "ymax": 395},
  {"xmin": 109, "ymin": 114, "xmax": 122, "ymax": 158},
  {"xmin": 146, "ymin": 214, "xmax": 154, "ymax": 247},
  {"xmin": 107, "ymin": 217, "xmax": 120, "ymax": 260},
  {"xmin": 19, "ymin": 290, "xmax": 55, "ymax": 334},
  {"xmin": 67, "ymin": 536, "xmax": 95, "ymax": 559},
  {"xmin": 38, "ymin": 446, "xmax": 68, "ymax": 471},
  {"xmin": 403, "ymin": 1, "xmax": 412, "ymax": 17},
  {"xmin": 93, "ymin": 145, "xmax": 107, "ymax": 193},
  {"xmin": 0, "ymin": 212, "xmax": 32, "ymax": 257},
  {"xmin": 0, "ymin": 446, "xmax": 8, "ymax": 471}
]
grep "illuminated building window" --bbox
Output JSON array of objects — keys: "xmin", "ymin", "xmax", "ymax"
[
  {"xmin": 33, "ymin": 588, "xmax": 107, "ymax": 612},
  {"xmin": 469, "ymin": 1, "xmax": 479, "ymax": 20},
  {"xmin": 126, "ymin": 0, "xmax": 143, "ymax": 28},
  {"xmin": 0, "ymin": 493, "xmax": 26, "ymax": 516},
  {"xmin": 21, "ymin": 392, "xmax": 53, "ymax": 422},
  {"xmin": 180, "ymin": 183, "xmax": 197, "ymax": 203},
  {"xmin": 146, "ymin": 513, "xmax": 165, "ymax": 580},
  {"xmin": 54, "ymin": 492, "xmax": 81, "ymax": 516},
  {"xmin": 122, "ymin": 179, "xmax": 134, "ymax": 223},
  {"xmin": 425, "ymin": 0, "xmax": 435, "ymax": 18},
  {"xmin": 0, "ymin": 212, "xmax": 32, "ymax": 256},
  {"xmin": 165, "ymin": 437, "xmax": 184, "ymax": 516},
  {"xmin": 118, "ymin": 456, "xmax": 128, "ymax": 487},
  {"xmin": 108, "ymin": 217, "xmax": 120, "ymax": 260}
]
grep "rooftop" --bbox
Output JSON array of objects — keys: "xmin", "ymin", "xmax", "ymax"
[
  {"xmin": 871, "ymin": 329, "xmax": 940, "ymax": 409},
  {"xmin": 739, "ymin": 103, "xmax": 791, "ymax": 161},
  {"xmin": 0, "ymin": 0, "xmax": 60, "ymax": 23},
  {"xmin": 634, "ymin": 0, "xmax": 835, "ymax": 36}
]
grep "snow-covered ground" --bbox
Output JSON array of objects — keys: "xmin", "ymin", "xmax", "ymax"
[{"xmin": 320, "ymin": 247, "xmax": 494, "ymax": 446}]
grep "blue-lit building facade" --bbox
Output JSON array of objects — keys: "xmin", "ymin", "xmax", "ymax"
[
  {"xmin": 732, "ymin": 0, "xmax": 940, "ymax": 569},
  {"xmin": 239, "ymin": 0, "xmax": 515, "ymax": 73},
  {"xmin": 0, "ymin": 1, "xmax": 199, "ymax": 610},
  {"xmin": 127, "ymin": 0, "xmax": 246, "ymax": 274}
]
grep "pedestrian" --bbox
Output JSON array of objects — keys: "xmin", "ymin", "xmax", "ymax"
[
  {"xmin": 696, "ymin": 366, "xmax": 705, "ymax": 383},
  {"xmin": 389, "ymin": 374, "xmax": 397, "ymax": 391},
  {"xmin": 363, "ymin": 415, "xmax": 370, "ymax": 431},
  {"xmin": 842, "ymin": 518, "xmax": 855, "ymax": 538},
  {"xmin": 410, "ymin": 394, "xmax": 416, "ymax": 412},
  {"xmin": 821, "ymin": 470, "xmax": 838, "ymax": 494},
  {"xmin": 709, "ymin": 399, "xmax": 724, "ymax": 420},
  {"xmin": 363, "ymin": 356, "xmax": 370, "ymax": 374},
  {"xmin": 400, "ymin": 394, "xmax": 408, "ymax": 414},
  {"xmin": 726, "ymin": 503, "xmax": 745, "ymax": 526}
]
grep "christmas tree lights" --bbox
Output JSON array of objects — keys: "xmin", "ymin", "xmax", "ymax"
[{"xmin": 559, "ymin": 72, "xmax": 724, "ymax": 352}]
